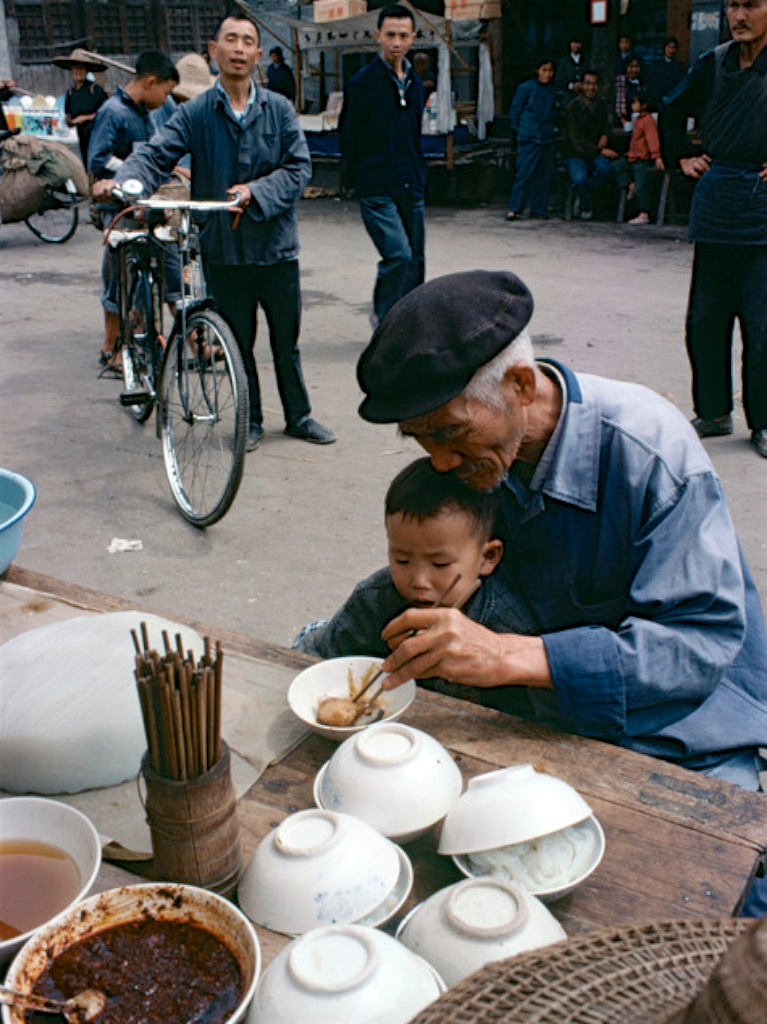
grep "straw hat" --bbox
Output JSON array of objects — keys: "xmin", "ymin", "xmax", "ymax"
[
  {"xmin": 51, "ymin": 47, "xmax": 107, "ymax": 72},
  {"xmin": 407, "ymin": 919, "xmax": 754, "ymax": 1024},
  {"xmin": 173, "ymin": 54, "xmax": 215, "ymax": 102}
]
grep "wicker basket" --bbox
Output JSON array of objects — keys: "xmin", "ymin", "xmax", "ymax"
[{"xmin": 406, "ymin": 918, "xmax": 752, "ymax": 1024}]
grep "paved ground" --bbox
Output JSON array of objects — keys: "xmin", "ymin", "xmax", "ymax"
[{"xmin": 0, "ymin": 197, "xmax": 764, "ymax": 648}]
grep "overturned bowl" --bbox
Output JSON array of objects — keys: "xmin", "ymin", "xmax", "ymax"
[
  {"xmin": 2, "ymin": 882, "xmax": 261, "ymax": 1024},
  {"xmin": 0, "ymin": 797, "xmax": 101, "ymax": 967},
  {"xmin": 288, "ymin": 656, "xmax": 416, "ymax": 742},
  {"xmin": 314, "ymin": 721, "xmax": 463, "ymax": 843},
  {"xmin": 0, "ymin": 469, "xmax": 35, "ymax": 575},
  {"xmin": 396, "ymin": 877, "xmax": 566, "ymax": 987},
  {"xmin": 247, "ymin": 923, "xmax": 445, "ymax": 1024},
  {"xmin": 238, "ymin": 808, "xmax": 412, "ymax": 936}
]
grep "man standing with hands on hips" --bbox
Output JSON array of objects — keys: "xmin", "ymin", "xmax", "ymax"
[
  {"xmin": 95, "ymin": 11, "xmax": 335, "ymax": 451},
  {"xmin": 340, "ymin": 4, "xmax": 426, "ymax": 326}
]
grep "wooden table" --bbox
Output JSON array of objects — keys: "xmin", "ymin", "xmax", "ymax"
[{"xmin": 6, "ymin": 566, "xmax": 767, "ymax": 972}]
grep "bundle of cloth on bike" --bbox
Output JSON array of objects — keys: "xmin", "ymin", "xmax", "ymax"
[{"xmin": 0, "ymin": 132, "xmax": 87, "ymax": 223}]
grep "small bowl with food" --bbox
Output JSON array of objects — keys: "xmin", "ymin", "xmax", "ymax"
[
  {"xmin": 0, "ymin": 797, "xmax": 102, "ymax": 967},
  {"xmin": 438, "ymin": 764, "xmax": 606, "ymax": 902},
  {"xmin": 2, "ymin": 882, "xmax": 261, "ymax": 1024},
  {"xmin": 314, "ymin": 721, "xmax": 463, "ymax": 844},
  {"xmin": 288, "ymin": 655, "xmax": 416, "ymax": 742}
]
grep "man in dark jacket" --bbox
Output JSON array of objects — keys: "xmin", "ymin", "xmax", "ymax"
[
  {"xmin": 563, "ymin": 70, "xmax": 618, "ymax": 219},
  {"xmin": 663, "ymin": 0, "xmax": 767, "ymax": 460},
  {"xmin": 266, "ymin": 47, "xmax": 296, "ymax": 103},
  {"xmin": 339, "ymin": 4, "xmax": 426, "ymax": 324},
  {"xmin": 97, "ymin": 13, "xmax": 335, "ymax": 450}
]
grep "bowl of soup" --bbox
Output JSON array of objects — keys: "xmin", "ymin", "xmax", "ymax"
[
  {"xmin": 0, "ymin": 797, "xmax": 101, "ymax": 966},
  {"xmin": 2, "ymin": 882, "xmax": 261, "ymax": 1024}
]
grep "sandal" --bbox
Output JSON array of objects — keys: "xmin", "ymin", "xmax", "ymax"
[
  {"xmin": 505, "ymin": 211, "xmax": 518, "ymax": 221},
  {"xmin": 98, "ymin": 350, "xmax": 123, "ymax": 378}
]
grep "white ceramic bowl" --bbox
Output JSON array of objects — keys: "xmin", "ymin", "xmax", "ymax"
[
  {"xmin": 438, "ymin": 763, "xmax": 594, "ymax": 855},
  {"xmin": 452, "ymin": 813, "xmax": 606, "ymax": 902},
  {"xmin": 0, "ymin": 469, "xmax": 35, "ymax": 576},
  {"xmin": 2, "ymin": 882, "xmax": 261, "ymax": 1024},
  {"xmin": 314, "ymin": 722, "xmax": 463, "ymax": 843},
  {"xmin": 396, "ymin": 876, "xmax": 567, "ymax": 987},
  {"xmin": 246, "ymin": 923, "xmax": 445, "ymax": 1024},
  {"xmin": 0, "ymin": 797, "xmax": 101, "ymax": 966},
  {"xmin": 288, "ymin": 656, "xmax": 416, "ymax": 742},
  {"xmin": 238, "ymin": 808, "xmax": 412, "ymax": 936}
]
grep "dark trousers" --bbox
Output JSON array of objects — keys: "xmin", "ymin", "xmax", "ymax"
[
  {"xmin": 508, "ymin": 140, "xmax": 555, "ymax": 216},
  {"xmin": 686, "ymin": 243, "xmax": 767, "ymax": 431},
  {"xmin": 359, "ymin": 193, "xmax": 425, "ymax": 321},
  {"xmin": 206, "ymin": 260, "xmax": 310, "ymax": 429},
  {"xmin": 563, "ymin": 155, "xmax": 613, "ymax": 215}
]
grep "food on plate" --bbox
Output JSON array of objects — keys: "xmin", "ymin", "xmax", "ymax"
[
  {"xmin": 466, "ymin": 822, "xmax": 597, "ymax": 892},
  {"xmin": 29, "ymin": 919, "xmax": 244, "ymax": 1024},
  {"xmin": 315, "ymin": 664, "xmax": 383, "ymax": 727}
]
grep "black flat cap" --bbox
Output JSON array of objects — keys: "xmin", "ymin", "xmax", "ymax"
[{"xmin": 357, "ymin": 270, "xmax": 534, "ymax": 424}]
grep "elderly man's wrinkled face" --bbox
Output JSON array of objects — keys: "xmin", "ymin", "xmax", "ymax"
[{"xmin": 400, "ymin": 372, "xmax": 535, "ymax": 492}]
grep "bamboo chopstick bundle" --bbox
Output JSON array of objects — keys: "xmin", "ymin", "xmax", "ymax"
[{"xmin": 132, "ymin": 622, "xmax": 225, "ymax": 781}]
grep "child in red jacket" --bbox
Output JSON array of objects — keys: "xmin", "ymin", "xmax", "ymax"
[{"xmin": 614, "ymin": 90, "xmax": 664, "ymax": 224}]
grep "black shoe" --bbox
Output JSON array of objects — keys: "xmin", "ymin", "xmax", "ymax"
[
  {"xmin": 752, "ymin": 429, "xmax": 767, "ymax": 458},
  {"xmin": 692, "ymin": 414, "xmax": 733, "ymax": 438},
  {"xmin": 246, "ymin": 424, "xmax": 264, "ymax": 452},
  {"xmin": 285, "ymin": 416, "xmax": 336, "ymax": 445}
]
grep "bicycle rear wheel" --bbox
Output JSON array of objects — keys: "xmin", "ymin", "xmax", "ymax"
[
  {"xmin": 24, "ymin": 187, "xmax": 78, "ymax": 243},
  {"xmin": 159, "ymin": 308, "xmax": 248, "ymax": 527},
  {"xmin": 121, "ymin": 259, "xmax": 163, "ymax": 424}
]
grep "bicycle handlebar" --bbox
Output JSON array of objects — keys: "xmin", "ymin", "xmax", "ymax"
[{"xmin": 111, "ymin": 183, "xmax": 246, "ymax": 213}]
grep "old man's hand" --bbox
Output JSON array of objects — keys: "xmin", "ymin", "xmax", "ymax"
[{"xmin": 379, "ymin": 609, "xmax": 553, "ymax": 691}]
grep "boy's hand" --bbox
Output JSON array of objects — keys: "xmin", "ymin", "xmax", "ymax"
[
  {"xmin": 91, "ymin": 179, "xmax": 115, "ymax": 199},
  {"xmin": 680, "ymin": 154, "xmax": 711, "ymax": 179},
  {"xmin": 380, "ymin": 609, "xmax": 552, "ymax": 691}
]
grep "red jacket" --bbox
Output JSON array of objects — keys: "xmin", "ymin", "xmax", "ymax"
[{"xmin": 627, "ymin": 111, "xmax": 661, "ymax": 162}]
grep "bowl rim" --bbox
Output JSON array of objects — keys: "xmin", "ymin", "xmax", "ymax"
[
  {"xmin": 0, "ymin": 796, "xmax": 102, "ymax": 958},
  {"xmin": 0, "ymin": 470, "xmax": 36, "ymax": 531},
  {"xmin": 451, "ymin": 814, "xmax": 606, "ymax": 899}
]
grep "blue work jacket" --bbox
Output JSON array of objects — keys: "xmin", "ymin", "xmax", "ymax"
[
  {"xmin": 114, "ymin": 83, "xmax": 312, "ymax": 266},
  {"xmin": 509, "ymin": 78, "xmax": 558, "ymax": 145},
  {"xmin": 88, "ymin": 86, "xmax": 153, "ymax": 178},
  {"xmin": 487, "ymin": 362, "xmax": 767, "ymax": 782}
]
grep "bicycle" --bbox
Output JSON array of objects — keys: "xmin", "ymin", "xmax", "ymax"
[
  {"xmin": 0, "ymin": 127, "xmax": 82, "ymax": 243},
  {"xmin": 107, "ymin": 180, "xmax": 249, "ymax": 528}
]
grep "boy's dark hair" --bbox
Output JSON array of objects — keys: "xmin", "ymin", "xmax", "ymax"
[
  {"xmin": 270, "ymin": 46, "xmax": 283, "ymax": 59},
  {"xmin": 214, "ymin": 10, "xmax": 260, "ymax": 41},
  {"xmin": 635, "ymin": 88, "xmax": 657, "ymax": 112},
  {"xmin": 385, "ymin": 458, "xmax": 498, "ymax": 539},
  {"xmin": 378, "ymin": 5, "xmax": 416, "ymax": 29},
  {"xmin": 664, "ymin": 35, "xmax": 679, "ymax": 49},
  {"xmin": 135, "ymin": 51, "xmax": 180, "ymax": 83}
]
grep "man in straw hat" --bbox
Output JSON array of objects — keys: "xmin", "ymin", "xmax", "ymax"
[
  {"xmin": 356, "ymin": 270, "xmax": 767, "ymax": 809},
  {"xmin": 99, "ymin": 9, "xmax": 335, "ymax": 450},
  {"xmin": 52, "ymin": 48, "xmax": 108, "ymax": 165}
]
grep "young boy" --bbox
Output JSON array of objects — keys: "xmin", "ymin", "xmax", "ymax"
[
  {"xmin": 89, "ymin": 51, "xmax": 180, "ymax": 371},
  {"xmin": 293, "ymin": 458, "xmax": 534, "ymax": 659}
]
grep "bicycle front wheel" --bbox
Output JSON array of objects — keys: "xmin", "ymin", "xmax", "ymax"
[
  {"xmin": 24, "ymin": 187, "xmax": 78, "ymax": 243},
  {"xmin": 159, "ymin": 309, "xmax": 248, "ymax": 527}
]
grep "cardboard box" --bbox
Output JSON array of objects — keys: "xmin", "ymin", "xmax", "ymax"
[
  {"xmin": 445, "ymin": 0, "xmax": 502, "ymax": 18},
  {"xmin": 313, "ymin": 0, "xmax": 368, "ymax": 22}
]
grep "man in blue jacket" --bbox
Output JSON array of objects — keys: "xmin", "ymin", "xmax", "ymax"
[
  {"xmin": 340, "ymin": 4, "xmax": 426, "ymax": 325},
  {"xmin": 96, "ymin": 12, "xmax": 334, "ymax": 450}
]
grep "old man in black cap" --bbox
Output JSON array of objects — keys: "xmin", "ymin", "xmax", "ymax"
[{"xmin": 356, "ymin": 270, "xmax": 767, "ymax": 809}]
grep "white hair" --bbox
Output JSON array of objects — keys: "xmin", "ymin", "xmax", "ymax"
[{"xmin": 461, "ymin": 328, "xmax": 535, "ymax": 409}]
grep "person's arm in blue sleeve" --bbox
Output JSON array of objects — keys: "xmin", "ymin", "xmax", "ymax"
[
  {"xmin": 339, "ymin": 85, "xmax": 357, "ymax": 192},
  {"xmin": 88, "ymin": 107, "xmax": 123, "ymax": 178},
  {"xmin": 542, "ymin": 472, "xmax": 747, "ymax": 742},
  {"xmin": 293, "ymin": 568, "xmax": 407, "ymax": 660},
  {"xmin": 508, "ymin": 81, "xmax": 528, "ymax": 135},
  {"xmin": 244, "ymin": 101, "xmax": 312, "ymax": 221},
  {"xmin": 659, "ymin": 50, "xmax": 715, "ymax": 166},
  {"xmin": 113, "ymin": 106, "xmax": 192, "ymax": 196}
]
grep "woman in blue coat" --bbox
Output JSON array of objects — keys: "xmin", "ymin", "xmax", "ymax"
[{"xmin": 507, "ymin": 59, "xmax": 559, "ymax": 221}]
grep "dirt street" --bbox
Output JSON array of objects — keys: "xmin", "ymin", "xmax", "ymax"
[{"xmin": 0, "ymin": 198, "xmax": 764, "ymax": 646}]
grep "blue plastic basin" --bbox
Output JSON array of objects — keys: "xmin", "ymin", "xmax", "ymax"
[{"xmin": 0, "ymin": 469, "xmax": 36, "ymax": 575}]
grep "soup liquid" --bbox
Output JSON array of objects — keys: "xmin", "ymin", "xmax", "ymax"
[{"xmin": 0, "ymin": 839, "xmax": 80, "ymax": 940}]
